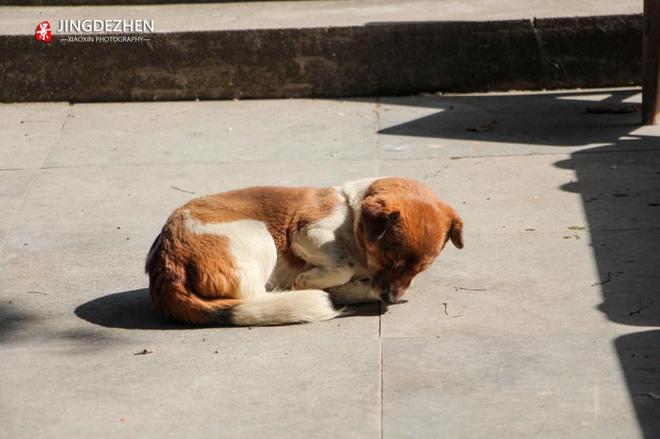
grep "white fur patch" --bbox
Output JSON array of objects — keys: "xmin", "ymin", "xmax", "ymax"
[
  {"xmin": 292, "ymin": 190, "xmax": 347, "ymax": 264},
  {"xmin": 338, "ymin": 177, "xmax": 378, "ymax": 233},
  {"xmin": 183, "ymin": 210, "xmax": 277, "ymax": 298},
  {"xmin": 231, "ymin": 290, "xmax": 340, "ymax": 326}
]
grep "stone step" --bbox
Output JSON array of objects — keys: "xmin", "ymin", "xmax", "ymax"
[{"xmin": 0, "ymin": 0, "xmax": 642, "ymax": 102}]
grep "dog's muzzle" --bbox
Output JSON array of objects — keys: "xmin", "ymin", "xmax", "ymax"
[{"xmin": 380, "ymin": 286, "xmax": 403, "ymax": 304}]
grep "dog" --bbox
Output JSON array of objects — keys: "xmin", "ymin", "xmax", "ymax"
[{"xmin": 145, "ymin": 177, "xmax": 463, "ymax": 326}]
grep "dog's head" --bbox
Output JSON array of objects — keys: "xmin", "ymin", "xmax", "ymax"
[{"xmin": 358, "ymin": 178, "xmax": 463, "ymax": 303}]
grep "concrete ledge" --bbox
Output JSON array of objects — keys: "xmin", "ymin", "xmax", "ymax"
[
  {"xmin": 0, "ymin": 14, "xmax": 642, "ymax": 102},
  {"xmin": 3, "ymin": 1, "xmax": 286, "ymax": 4}
]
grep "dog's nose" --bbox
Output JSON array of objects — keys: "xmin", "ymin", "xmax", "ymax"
[{"xmin": 381, "ymin": 286, "xmax": 402, "ymax": 303}]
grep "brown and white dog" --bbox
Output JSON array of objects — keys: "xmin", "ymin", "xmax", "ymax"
[{"xmin": 145, "ymin": 177, "xmax": 463, "ymax": 326}]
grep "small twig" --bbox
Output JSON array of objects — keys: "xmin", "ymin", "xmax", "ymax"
[
  {"xmin": 27, "ymin": 290, "xmax": 47, "ymax": 295},
  {"xmin": 453, "ymin": 286, "xmax": 487, "ymax": 292},
  {"xmin": 591, "ymin": 272, "xmax": 612, "ymax": 287},
  {"xmin": 629, "ymin": 302, "xmax": 653, "ymax": 316},
  {"xmin": 170, "ymin": 185, "xmax": 195, "ymax": 194},
  {"xmin": 133, "ymin": 349, "xmax": 154, "ymax": 356}
]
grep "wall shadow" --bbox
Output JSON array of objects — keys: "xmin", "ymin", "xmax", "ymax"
[
  {"xmin": 377, "ymin": 89, "xmax": 657, "ymax": 151},
  {"xmin": 374, "ymin": 89, "xmax": 660, "ymax": 436},
  {"xmin": 560, "ymin": 124, "xmax": 660, "ymax": 437}
]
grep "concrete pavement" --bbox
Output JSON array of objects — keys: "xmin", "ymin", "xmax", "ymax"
[{"xmin": 1, "ymin": 89, "xmax": 659, "ymax": 437}]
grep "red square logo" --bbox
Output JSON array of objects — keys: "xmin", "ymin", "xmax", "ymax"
[{"xmin": 35, "ymin": 21, "xmax": 52, "ymax": 43}]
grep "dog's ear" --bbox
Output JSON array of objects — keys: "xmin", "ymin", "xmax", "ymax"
[
  {"xmin": 449, "ymin": 215, "xmax": 464, "ymax": 249},
  {"xmin": 361, "ymin": 198, "xmax": 400, "ymax": 242}
]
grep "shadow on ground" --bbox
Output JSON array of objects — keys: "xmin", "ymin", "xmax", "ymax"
[
  {"xmin": 377, "ymin": 89, "xmax": 657, "ymax": 152},
  {"xmin": 376, "ymin": 89, "xmax": 660, "ymax": 437},
  {"xmin": 75, "ymin": 289, "xmax": 189, "ymax": 330},
  {"xmin": 75, "ymin": 288, "xmax": 383, "ymax": 329},
  {"xmin": 0, "ymin": 303, "xmax": 38, "ymax": 342}
]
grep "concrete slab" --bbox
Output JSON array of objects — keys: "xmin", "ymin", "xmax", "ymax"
[
  {"xmin": 379, "ymin": 228, "xmax": 660, "ymax": 338},
  {"xmin": 379, "ymin": 150, "xmax": 660, "ymax": 235},
  {"xmin": 44, "ymin": 100, "xmax": 377, "ymax": 168},
  {"xmin": 0, "ymin": 103, "xmax": 70, "ymax": 169},
  {"xmin": 0, "ymin": 338, "xmax": 380, "ymax": 438},
  {"xmin": 5, "ymin": 159, "xmax": 377, "ymax": 232},
  {"xmin": 379, "ymin": 153, "xmax": 587, "ymax": 234},
  {"xmin": 0, "ymin": 170, "xmax": 36, "ymax": 245},
  {"xmin": 382, "ymin": 335, "xmax": 644, "ymax": 438},
  {"xmin": 376, "ymin": 90, "xmax": 660, "ymax": 438}
]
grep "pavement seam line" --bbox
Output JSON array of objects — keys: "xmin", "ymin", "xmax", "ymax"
[{"xmin": 379, "ymin": 311, "xmax": 384, "ymax": 439}]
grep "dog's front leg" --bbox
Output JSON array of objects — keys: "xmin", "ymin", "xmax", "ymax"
[
  {"xmin": 291, "ymin": 230, "xmax": 354, "ymax": 290},
  {"xmin": 293, "ymin": 264, "xmax": 354, "ymax": 290},
  {"xmin": 326, "ymin": 279, "xmax": 380, "ymax": 305}
]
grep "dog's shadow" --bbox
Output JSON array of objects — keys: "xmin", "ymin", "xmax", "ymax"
[
  {"xmin": 74, "ymin": 289, "xmax": 188, "ymax": 330},
  {"xmin": 74, "ymin": 288, "xmax": 385, "ymax": 330}
]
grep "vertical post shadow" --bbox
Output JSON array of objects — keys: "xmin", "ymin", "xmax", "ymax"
[
  {"xmin": 615, "ymin": 330, "xmax": 660, "ymax": 438},
  {"xmin": 561, "ymin": 138, "xmax": 660, "ymax": 438}
]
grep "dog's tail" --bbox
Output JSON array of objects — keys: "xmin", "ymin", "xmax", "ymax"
[
  {"xmin": 223, "ymin": 290, "xmax": 341, "ymax": 326},
  {"xmin": 146, "ymin": 234, "xmax": 340, "ymax": 326}
]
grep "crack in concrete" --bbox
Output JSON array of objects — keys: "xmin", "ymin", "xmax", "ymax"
[
  {"xmin": 41, "ymin": 105, "xmax": 73, "ymax": 168},
  {"xmin": 375, "ymin": 96, "xmax": 382, "ymax": 172},
  {"xmin": 0, "ymin": 106, "xmax": 72, "ymax": 255}
]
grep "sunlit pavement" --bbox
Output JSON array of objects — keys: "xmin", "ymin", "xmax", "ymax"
[{"xmin": 1, "ymin": 89, "xmax": 659, "ymax": 438}]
